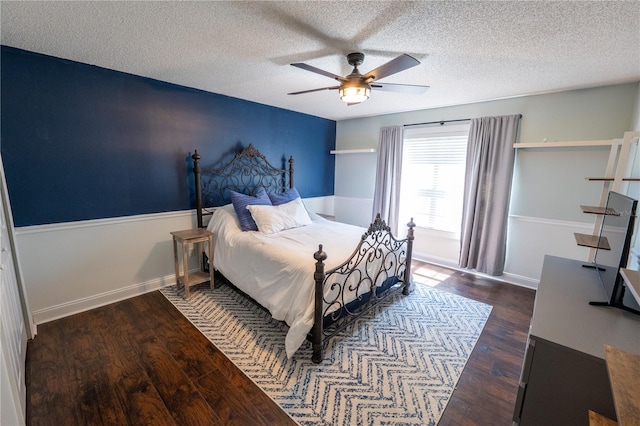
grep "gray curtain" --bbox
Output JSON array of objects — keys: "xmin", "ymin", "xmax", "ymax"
[
  {"xmin": 459, "ymin": 114, "xmax": 521, "ymax": 276},
  {"xmin": 372, "ymin": 125, "xmax": 404, "ymax": 233}
]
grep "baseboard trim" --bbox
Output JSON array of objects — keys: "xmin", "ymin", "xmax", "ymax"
[
  {"xmin": 32, "ymin": 273, "xmax": 178, "ymax": 324},
  {"xmin": 499, "ymin": 272, "xmax": 539, "ymax": 289},
  {"xmin": 413, "ymin": 254, "xmax": 539, "ymax": 290}
]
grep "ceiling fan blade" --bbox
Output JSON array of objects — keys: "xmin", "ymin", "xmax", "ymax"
[
  {"xmin": 363, "ymin": 54, "xmax": 420, "ymax": 82},
  {"xmin": 371, "ymin": 82, "xmax": 430, "ymax": 94},
  {"xmin": 287, "ymin": 86, "xmax": 340, "ymax": 95},
  {"xmin": 291, "ymin": 63, "xmax": 346, "ymax": 82}
]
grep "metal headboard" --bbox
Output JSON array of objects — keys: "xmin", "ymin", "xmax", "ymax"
[{"xmin": 192, "ymin": 144, "xmax": 294, "ymax": 228}]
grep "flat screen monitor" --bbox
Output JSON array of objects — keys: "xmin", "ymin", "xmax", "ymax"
[{"xmin": 591, "ymin": 191, "xmax": 638, "ymax": 311}]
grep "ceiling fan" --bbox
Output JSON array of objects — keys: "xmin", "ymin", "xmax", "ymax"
[{"xmin": 288, "ymin": 52, "xmax": 429, "ymax": 105}]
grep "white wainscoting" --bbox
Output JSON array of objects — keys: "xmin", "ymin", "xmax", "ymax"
[
  {"xmin": 14, "ymin": 198, "xmax": 595, "ymax": 325},
  {"xmin": 505, "ymin": 215, "xmax": 596, "ymax": 288},
  {"xmin": 15, "ymin": 196, "xmax": 335, "ymax": 325},
  {"xmin": 15, "ymin": 210, "xmax": 196, "ymax": 324},
  {"xmin": 411, "ymin": 215, "xmax": 595, "ymax": 289},
  {"xmin": 301, "ymin": 196, "xmax": 334, "ymax": 218},
  {"xmin": 331, "ymin": 195, "xmax": 599, "ymax": 289}
]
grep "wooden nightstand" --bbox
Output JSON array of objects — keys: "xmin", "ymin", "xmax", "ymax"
[{"xmin": 171, "ymin": 228, "xmax": 214, "ymax": 298}]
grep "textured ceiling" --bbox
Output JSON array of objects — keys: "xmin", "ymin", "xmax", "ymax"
[{"xmin": 1, "ymin": 1, "xmax": 639, "ymax": 121}]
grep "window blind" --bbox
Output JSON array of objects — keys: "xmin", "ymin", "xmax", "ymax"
[{"xmin": 400, "ymin": 125, "xmax": 470, "ymax": 234}]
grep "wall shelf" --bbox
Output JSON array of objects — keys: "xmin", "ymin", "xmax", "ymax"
[
  {"xmin": 532, "ymin": 132, "xmax": 640, "ymax": 262},
  {"xmin": 330, "ymin": 149, "xmax": 376, "ymax": 154},
  {"xmin": 574, "ymin": 233, "xmax": 611, "ymax": 250},
  {"xmin": 580, "ymin": 205, "xmax": 619, "ymax": 216},
  {"xmin": 514, "ymin": 140, "xmax": 613, "ymax": 148},
  {"xmin": 586, "ymin": 177, "xmax": 640, "ymax": 181}
]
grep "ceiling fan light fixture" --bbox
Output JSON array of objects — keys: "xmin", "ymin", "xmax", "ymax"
[
  {"xmin": 290, "ymin": 52, "xmax": 426, "ymax": 104},
  {"xmin": 339, "ymin": 84, "xmax": 371, "ymax": 104}
]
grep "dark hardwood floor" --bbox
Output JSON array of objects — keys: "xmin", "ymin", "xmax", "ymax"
[
  {"xmin": 26, "ymin": 261, "xmax": 535, "ymax": 425},
  {"xmin": 417, "ymin": 265, "xmax": 536, "ymax": 425}
]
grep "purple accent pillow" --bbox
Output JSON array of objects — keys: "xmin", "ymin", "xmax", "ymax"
[
  {"xmin": 230, "ymin": 188, "xmax": 272, "ymax": 231},
  {"xmin": 268, "ymin": 187, "xmax": 300, "ymax": 206}
]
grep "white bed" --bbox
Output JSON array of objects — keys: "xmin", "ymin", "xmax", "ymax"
[
  {"xmin": 207, "ymin": 203, "xmax": 370, "ymax": 357},
  {"xmin": 191, "ymin": 144, "xmax": 414, "ymax": 363}
]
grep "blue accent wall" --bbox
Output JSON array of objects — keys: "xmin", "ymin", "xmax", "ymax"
[{"xmin": 1, "ymin": 46, "xmax": 336, "ymax": 227}]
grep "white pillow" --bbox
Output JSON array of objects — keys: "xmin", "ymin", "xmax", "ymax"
[{"xmin": 246, "ymin": 197, "xmax": 312, "ymax": 234}]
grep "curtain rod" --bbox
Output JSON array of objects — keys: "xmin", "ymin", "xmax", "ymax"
[{"xmin": 404, "ymin": 118, "xmax": 471, "ymax": 128}]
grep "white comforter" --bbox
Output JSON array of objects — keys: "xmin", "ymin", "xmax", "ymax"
[{"xmin": 207, "ymin": 204, "xmax": 367, "ymax": 357}]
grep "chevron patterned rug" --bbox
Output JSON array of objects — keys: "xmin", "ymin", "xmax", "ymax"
[{"xmin": 161, "ymin": 280, "xmax": 491, "ymax": 425}]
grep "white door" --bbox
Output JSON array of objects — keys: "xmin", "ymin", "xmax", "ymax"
[{"xmin": 1, "ymin": 155, "xmax": 34, "ymax": 425}]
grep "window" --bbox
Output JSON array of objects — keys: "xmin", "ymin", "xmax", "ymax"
[{"xmin": 399, "ymin": 124, "xmax": 470, "ymax": 236}]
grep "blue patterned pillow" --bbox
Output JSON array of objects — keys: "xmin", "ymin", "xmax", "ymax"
[
  {"xmin": 230, "ymin": 188, "xmax": 272, "ymax": 231},
  {"xmin": 268, "ymin": 187, "xmax": 301, "ymax": 206}
]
